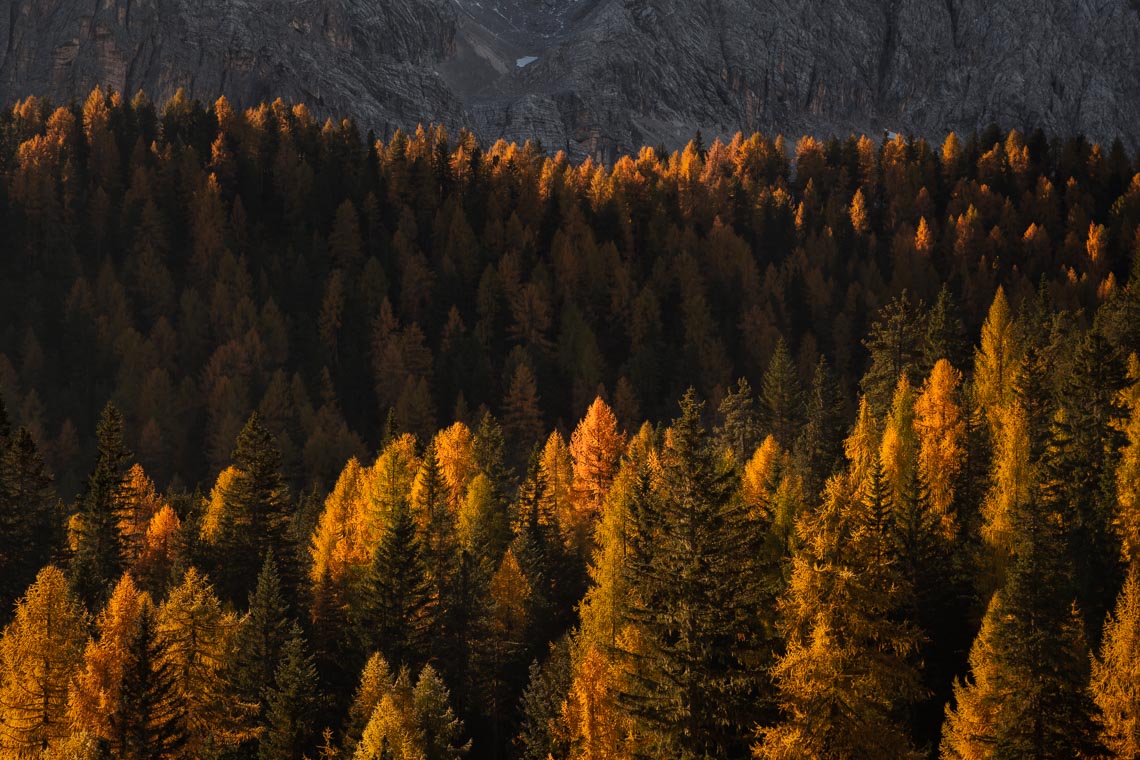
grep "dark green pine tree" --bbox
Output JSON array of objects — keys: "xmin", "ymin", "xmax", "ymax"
[
  {"xmin": 759, "ymin": 337, "xmax": 803, "ymax": 449},
  {"xmin": 71, "ymin": 402, "xmax": 132, "ymax": 609},
  {"xmin": 792, "ymin": 355, "xmax": 846, "ymax": 501},
  {"xmin": 416, "ymin": 443, "xmax": 461, "ymax": 656},
  {"xmin": 0, "ymin": 392, "xmax": 10, "ymax": 443},
  {"xmin": 365, "ymin": 496, "xmax": 430, "ymax": 669},
  {"xmin": 922, "ymin": 283, "xmax": 968, "ymax": 373},
  {"xmin": 716, "ymin": 377, "xmax": 760, "ymax": 464},
  {"xmin": 892, "ymin": 459, "xmax": 971, "ymax": 749},
  {"xmin": 216, "ymin": 413, "xmax": 293, "ymax": 605},
  {"xmin": 621, "ymin": 389, "xmax": 770, "ymax": 758},
  {"xmin": 474, "ymin": 410, "xmax": 514, "ymax": 502},
  {"xmin": 511, "ymin": 450, "xmax": 579, "ymax": 648},
  {"xmin": 119, "ymin": 603, "xmax": 187, "ymax": 760},
  {"xmin": 860, "ymin": 291, "xmax": 928, "ymax": 415},
  {"xmin": 260, "ymin": 625, "xmax": 320, "ymax": 760},
  {"xmin": 1042, "ymin": 330, "xmax": 1128, "ymax": 638},
  {"xmin": 515, "ymin": 639, "xmax": 572, "ymax": 760},
  {"xmin": 235, "ymin": 552, "xmax": 293, "ymax": 707},
  {"xmin": 0, "ymin": 427, "xmax": 59, "ymax": 616},
  {"xmin": 942, "ymin": 487, "xmax": 1106, "ymax": 759}
]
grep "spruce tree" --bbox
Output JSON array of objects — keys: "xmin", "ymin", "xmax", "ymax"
[
  {"xmin": 621, "ymin": 390, "xmax": 769, "ymax": 758},
  {"xmin": 792, "ymin": 355, "xmax": 845, "ymax": 501},
  {"xmin": 861, "ymin": 292, "xmax": 928, "ymax": 415},
  {"xmin": 716, "ymin": 377, "xmax": 760, "ymax": 464},
  {"xmin": 760, "ymin": 337, "xmax": 803, "ymax": 449},
  {"xmin": 260, "ymin": 626, "xmax": 320, "ymax": 760},
  {"xmin": 0, "ymin": 427, "xmax": 58, "ymax": 617},
  {"xmin": 119, "ymin": 602, "xmax": 187, "ymax": 760},
  {"xmin": 365, "ymin": 496, "xmax": 430, "ymax": 668},
  {"xmin": 1041, "ymin": 330, "xmax": 1128, "ymax": 637},
  {"xmin": 211, "ymin": 413, "xmax": 293, "ymax": 605},
  {"xmin": 942, "ymin": 486, "xmax": 1105, "ymax": 760},
  {"xmin": 71, "ymin": 402, "xmax": 132, "ymax": 609},
  {"xmin": 235, "ymin": 552, "xmax": 293, "ymax": 707}
]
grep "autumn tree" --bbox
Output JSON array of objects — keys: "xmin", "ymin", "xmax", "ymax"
[
  {"xmin": 0, "ymin": 566, "xmax": 87, "ymax": 756},
  {"xmin": 568, "ymin": 398, "xmax": 625, "ymax": 554},
  {"xmin": 1091, "ymin": 568, "xmax": 1140, "ymax": 757}
]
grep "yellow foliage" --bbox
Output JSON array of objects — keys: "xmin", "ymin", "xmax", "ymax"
[
  {"xmin": 433, "ymin": 422, "xmax": 477, "ymax": 508},
  {"xmin": 200, "ymin": 465, "xmax": 241, "ymax": 544},
  {"xmin": 915, "ymin": 359, "xmax": 965, "ymax": 533},
  {"xmin": 569, "ymin": 397, "xmax": 626, "ymax": 552},
  {"xmin": 741, "ymin": 436, "xmax": 782, "ymax": 520}
]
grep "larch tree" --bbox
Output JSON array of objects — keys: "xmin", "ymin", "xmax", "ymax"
[
  {"xmin": 568, "ymin": 397, "xmax": 625, "ymax": 555},
  {"xmin": 756, "ymin": 465, "xmax": 925, "ymax": 760},
  {"xmin": 157, "ymin": 568, "xmax": 250, "ymax": 758},
  {"xmin": 0, "ymin": 566, "xmax": 88, "ymax": 756},
  {"xmin": 1091, "ymin": 568, "xmax": 1140, "ymax": 758},
  {"xmin": 974, "ymin": 287, "xmax": 1024, "ymax": 440},
  {"xmin": 344, "ymin": 653, "xmax": 394, "ymax": 757}
]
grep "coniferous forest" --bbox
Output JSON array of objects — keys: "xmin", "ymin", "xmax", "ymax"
[{"xmin": 2, "ymin": 88, "xmax": 1140, "ymax": 759}]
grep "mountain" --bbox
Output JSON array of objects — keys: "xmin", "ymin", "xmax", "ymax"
[{"xmin": 2, "ymin": 0, "xmax": 1138, "ymax": 159}]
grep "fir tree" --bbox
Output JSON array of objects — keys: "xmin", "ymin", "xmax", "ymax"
[
  {"xmin": 760, "ymin": 337, "xmax": 803, "ymax": 449},
  {"xmin": 71, "ymin": 402, "xmax": 132, "ymax": 609},
  {"xmin": 717, "ymin": 377, "xmax": 760, "ymax": 464},
  {"xmin": 622, "ymin": 390, "xmax": 770, "ymax": 758},
  {"xmin": 0, "ymin": 427, "xmax": 58, "ymax": 616},
  {"xmin": 365, "ymin": 496, "xmax": 430, "ymax": 668},
  {"xmin": 235, "ymin": 552, "xmax": 293, "ymax": 707},
  {"xmin": 260, "ymin": 625, "xmax": 320, "ymax": 760},
  {"xmin": 861, "ymin": 292, "xmax": 928, "ymax": 415},
  {"xmin": 792, "ymin": 355, "xmax": 845, "ymax": 501},
  {"xmin": 942, "ymin": 486, "xmax": 1105, "ymax": 760},
  {"xmin": 119, "ymin": 603, "xmax": 187, "ymax": 760}
]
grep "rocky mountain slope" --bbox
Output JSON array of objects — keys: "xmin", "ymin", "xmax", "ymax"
[{"xmin": 1, "ymin": 0, "xmax": 1137, "ymax": 160}]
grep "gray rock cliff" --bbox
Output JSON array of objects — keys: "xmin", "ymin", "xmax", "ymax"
[{"xmin": 0, "ymin": 0, "xmax": 1137, "ymax": 159}]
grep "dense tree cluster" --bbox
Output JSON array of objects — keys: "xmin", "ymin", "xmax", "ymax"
[{"xmin": 1, "ymin": 89, "xmax": 1140, "ymax": 758}]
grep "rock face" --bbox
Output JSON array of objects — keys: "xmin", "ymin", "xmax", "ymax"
[{"xmin": 0, "ymin": 0, "xmax": 1137, "ymax": 159}]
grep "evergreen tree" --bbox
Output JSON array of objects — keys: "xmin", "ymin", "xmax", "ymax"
[
  {"xmin": 234, "ymin": 552, "xmax": 293, "ymax": 707},
  {"xmin": 365, "ymin": 496, "xmax": 430, "ymax": 668},
  {"xmin": 119, "ymin": 602, "xmax": 187, "ymax": 760},
  {"xmin": 621, "ymin": 390, "xmax": 769, "ymax": 758},
  {"xmin": 760, "ymin": 337, "xmax": 803, "ymax": 449},
  {"xmin": 1041, "ymin": 330, "xmax": 1128, "ymax": 637},
  {"xmin": 792, "ymin": 356, "xmax": 845, "ymax": 502},
  {"xmin": 923, "ymin": 284, "xmax": 968, "ymax": 373},
  {"xmin": 515, "ymin": 639, "xmax": 572, "ymax": 760},
  {"xmin": 0, "ymin": 427, "xmax": 58, "ymax": 616},
  {"xmin": 205, "ymin": 413, "xmax": 293, "ymax": 605},
  {"xmin": 260, "ymin": 625, "xmax": 320, "ymax": 760},
  {"xmin": 72, "ymin": 403, "xmax": 132, "ymax": 609},
  {"xmin": 717, "ymin": 377, "xmax": 760, "ymax": 464},
  {"xmin": 412, "ymin": 664, "xmax": 469, "ymax": 760},
  {"xmin": 861, "ymin": 292, "xmax": 928, "ymax": 415},
  {"xmin": 941, "ymin": 485, "xmax": 1105, "ymax": 760}
]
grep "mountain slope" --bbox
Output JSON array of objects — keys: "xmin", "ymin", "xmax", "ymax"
[{"xmin": 1, "ymin": 0, "xmax": 1137, "ymax": 159}]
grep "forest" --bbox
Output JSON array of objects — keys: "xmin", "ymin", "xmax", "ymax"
[{"xmin": 0, "ymin": 87, "xmax": 1139, "ymax": 758}]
